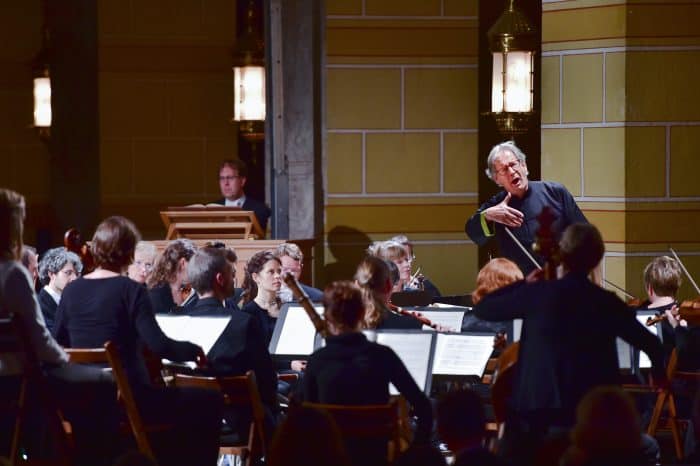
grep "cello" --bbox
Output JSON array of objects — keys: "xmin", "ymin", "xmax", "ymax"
[{"xmin": 63, "ymin": 227, "xmax": 96, "ymax": 273}]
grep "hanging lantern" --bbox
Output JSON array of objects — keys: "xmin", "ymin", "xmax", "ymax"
[
  {"xmin": 487, "ymin": 0, "xmax": 536, "ymax": 136},
  {"xmin": 232, "ymin": 0, "xmax": 265, "ymax": 142}
]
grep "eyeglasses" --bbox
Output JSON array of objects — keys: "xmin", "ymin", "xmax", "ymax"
[
  {"xmin": 495, "ymin": 160, "xmax": 521, "ymax": 177},
  {"xmin": 219, "ymin": 175, "xmax": 240, "ymax": 182},
  {"xmin": 134, "ymin": 261, "xmax": 153, "ymax": 271}
]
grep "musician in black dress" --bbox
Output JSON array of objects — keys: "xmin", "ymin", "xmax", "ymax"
[
  {"xmin": 301, "ymin": 281, "xmax": 433, "ymax": 466},
  {"xmin": 53, "ymin": 216, "xmax": 222, "ymax": 466}
]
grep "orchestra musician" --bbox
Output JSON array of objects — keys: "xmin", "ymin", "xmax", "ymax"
[
  {"xmin": 473, "ymin": 223, "xmax": 666, "ymax": 465},
  {"xmin": 241, "ymin": 250, "xmax": 307, "ymax": 374},
  {"xmin": 389, "ymin": 234, "xmax": 442, "ymax": 298},
  {"xmin": 276, "ymin": 242, "xmax": 323, "ymax": 303},
  {"xmin": 185, "ymin": 246, "xmax": 278, "ymax": 437},
  {"xmin": 52, "ymin": 215, "xmax": 223, "ymax": 466},
  {"xmin": 20, "ymin": 245, "xmax": 39, "ymax": 289},
  {"xmin": 300, "ymin": 280, "xmax": 433, "ymax": 466},
  {"xmin": 146, "ymin": 238, "xmax": 198, "ymax": 313},
  {"xmin": 355, "ymin": 255, "xmax": 422, "ymax": 330},
  {"xmin": 0, "ymin": 190, "xmax": 123, "ymax": 466},
  {"xmin": 126, "ymin": 240, "xmax": 157, "ymax": 285},
  {"xmin": 212, "ymin": 159, "xmax": 272, "ymax": 232},
  {"xmin": 637, "ymin": 256, "xmax": 683, "ymax": 357},
  {"xmin": 37, "ymin": 247, "xmax": 82, "ymax": 332},
  {"xmin": 465, "ymin": 140, "xmax": 587, "ymax": 274}
]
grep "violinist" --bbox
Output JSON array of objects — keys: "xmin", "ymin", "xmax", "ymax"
[
  {"xmin": 355, "ymin": 255, "xmax": 422, "ymax": 330},
  {"xmin": 146, "ymin": 238, "xmax": 198, "ymax": 313},
  {"xmin": 465, "ymin": 140, "xmax": 587, "ymax": 274},
  {"xmin": 637, "ymin": 256, "xmax": 683, "ymax": 357},
  {"xmin": 390, "ymin": 234, "xmax": 442, "ymax": 298},
  {"xmin": 473, "ymin": 223, "xmax": 666, "ymax": 466}
]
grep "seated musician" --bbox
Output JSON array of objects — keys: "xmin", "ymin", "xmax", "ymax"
[
  {"xmin": 637, "ymin": 256, "xmax": 682, "ymax": 357},
  {"xmin": 368, "ymin": 240, "xmax": 412, "ymax": 292},
  {"xmin": 53, "ymin": 216, "xmax": 223, "ymax": 466},
  {"xmin": 276, "ymin": 242, "xmax": 323, "ymax": 303},
  {"xmin": 0, "ymin": 189, "xmax": 119, "ymax": 466},
  {"xmin": 462, "ymin": 258, "xmax": 522, "ymax": 335},
  {"xmin": 213, "ymin": 159, "xmax": 271, "ymax": 232},
  {"xmin": 241, "ymin": 250, "xmax": 306, "ymax": 374},
  {"xmin": 146, "ymin": 238, "xmax": 198, "ymax": 313},
  {"xmin": 37, "ymin": 247, "xmax": 82, "ymax": 332},
  {"xmin": 300, "ymin": 280, "xmax": 433, "ymax": 466},
  {"xmin": 473, "ymin": 223, "xmax": 666, "ymax": 466},
  {"xmin": 390, "ymin": 234, "xmax": 442, "ymax": 298},
  {"xmin": 127, "ymin": 240, "xmax": 157, "ymax": 285},
  {"xmin": 355, "ymin": 255, "xmax": 422, "ymax": 330},
  {"xmin": 185, "ymin": 246, "xmax": 277, "ymax": 437},
  {"xmin": 20, "ymin": 245, "xmax": 39, "ymax": 289}
]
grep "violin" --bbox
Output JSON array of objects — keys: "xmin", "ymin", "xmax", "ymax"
[
  {"xmin": 178, "ymin": 283, "xmax": 194, "ymax": 305},
  {"xmin": 646, "ymin": 299, "xmax": 700, "ymax": 327},
  {"xmin": 64, "ymin": 228, "xmax": 96, "ymax": 273}
]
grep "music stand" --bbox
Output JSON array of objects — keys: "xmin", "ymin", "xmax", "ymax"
[{"xmin": 160, "ymin": 206, "xmax": 264, "ymax": 240}]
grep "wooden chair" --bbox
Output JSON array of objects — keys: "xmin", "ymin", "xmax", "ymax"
[
  {"xmin": 303, "ymin": 398, "xmax": 402, "ymax": 463},
  {"xmin": 0, "ymin": 314, "xmax": 72, "ymax": 466},
  {"xmin": 171, "ymin": 371, "xmax": 267, "ymax": 466},
  {"xmin": 103, "ymin": 341, "xmax": 178, "ymax": 464}
]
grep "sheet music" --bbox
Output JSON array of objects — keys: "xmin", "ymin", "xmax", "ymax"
[
  {"xmin": 418, "ymin": 311, "xmax": 464, "ymax": 332},
  {"xmin": 616, "ymin": 338, "xmax": 632, "ymax": 370},
  {"xmin": 376, "ymin": 332, "xmax": 433, "ymax": 395},
  {"xmin": 155, "ymin": 315, "xmax": 230, "ymax": 354},
  {"xmin": 429, "ymin": 303, "xmax": 472, "ymax": 310},
  {"xmin": 512, "ymin": 319, "xmax": 523, "ymax": 342},
  {"xmin": 636, "ymin": 315, "xmax": 658, "ymax": 369},
  {"xmin": 432, "ymin": 334, "xmax": 493, "ymax": 376},
  {"xmin": 274, "ymin": 305, "xmax": 324, "ymax": 355}
]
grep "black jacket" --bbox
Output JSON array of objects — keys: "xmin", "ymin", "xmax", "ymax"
[
  {"xmin": 474, "ymin": 272, "xmax": 666, "ymax": 427},
  {"xmin": 213, "ymin": 196, "xmax": 271, "ymax": 233}
]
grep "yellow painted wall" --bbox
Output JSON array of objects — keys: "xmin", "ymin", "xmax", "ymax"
[
  {"xmin": 542, "ymin": 0, "xmax": 700, "ymax": 300},
  {"xmin": 324, "ymin": 0, "xmax": 479, "ymax": 294},
  {"xmin": 98, "ymin": 1, "xmax": 238, "ymax": 239}
]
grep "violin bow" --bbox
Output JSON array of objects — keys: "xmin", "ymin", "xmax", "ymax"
[
  {"xmin": 670, "ymin": 247, "xmax": 700, "ymax": 295},
  {"xmin": 504, "ymin": 227, "xmax": 542, "ymax": 271}
]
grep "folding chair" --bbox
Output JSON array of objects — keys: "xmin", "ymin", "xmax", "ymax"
[
  {"xmin": 103, "ymin": 341, "xmax": 181, "ymax": 464},
  {"xmin": 303, "ymin": 398, "xmax": 402, "ymax": 463},
  {"xmin": 171, "ymin": 371, "xmax": 267, "ymax": 466},
  {"xmin": 0, "ymin": 314, "xmax": 72, "ymax": 466}
]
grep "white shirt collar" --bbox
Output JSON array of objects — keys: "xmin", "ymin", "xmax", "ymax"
[
  {"xmin": 43, "ymin": 285, "xmax": 61, "ymax": 305},
  {"xmin": 224, "ymin": 195, "xmax": 246, "ymax": 208}
]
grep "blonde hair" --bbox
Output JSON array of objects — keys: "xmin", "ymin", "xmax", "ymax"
[
  {"xmin": 643, "ymin": 256, "xmax": 682, "ymax": 298},
  {"xmin": 472, "ymin": 258, "xmax": 523, "ymax": 304},
  {"xmin": 368, "ymin": 240, "xmax": 407, "ymax": 262},
  {"xmin": 276, "ymin": 243, "xmax": 303, "ymax": 262},
  {"xmin": 354, "ymin": 256, "xmax": 391, "ymax": 329},
  {"xmin": 0, "ymin": 189, "xmax": 26, "ymax": 261}
]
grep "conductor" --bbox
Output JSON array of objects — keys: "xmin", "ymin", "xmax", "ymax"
[{"xmin": 465, "ymin": 141, "xmax": 587, "ymax": 274}]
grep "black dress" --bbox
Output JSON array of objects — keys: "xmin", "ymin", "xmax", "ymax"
[{"xmin": 53, "ymin": 276, "xmax": 223, "ymax": 466}]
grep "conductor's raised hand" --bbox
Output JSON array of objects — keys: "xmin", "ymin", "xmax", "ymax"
[{"xmin": 483, "ymin": 193, "xmax": 524, "ymax": 228}]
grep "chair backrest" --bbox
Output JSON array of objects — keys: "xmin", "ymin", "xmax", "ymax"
[
  {"xmin": 172, "ymin": 371, "xmax": 267, "ymax": 459},
  {"xmin": 0, "ymin": 314, "xmax": 72, "ymax": 465},
  {"xmin": 65, "ymin": 347, "xmax": 108, "ymax": 364},
  {"xmin": 302, "ymin": 399, "xmax": 401, "ymax": 461},
  {"xmin": 104, "ymin": 340, "xmax": 158, "ymax": 462}
]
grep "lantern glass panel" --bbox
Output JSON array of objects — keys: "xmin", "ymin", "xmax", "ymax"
[
  {"xmin": 33, "ymin": 77, "xmax": 51, "ymax": 127},
  {"xmin": 491, "ymin": 51, "xmax": 533, "ymax": 113},
  {"xmin": 234, "ymin": 65, "xmax": 266, "ymax": 121}
]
